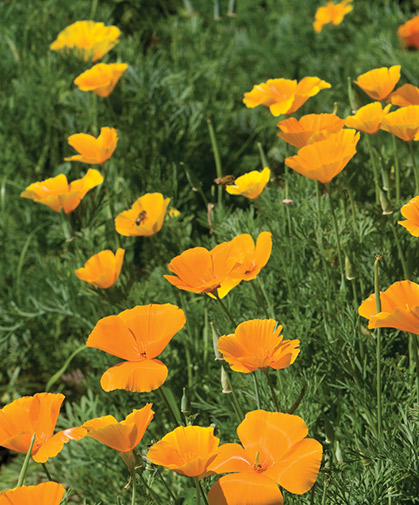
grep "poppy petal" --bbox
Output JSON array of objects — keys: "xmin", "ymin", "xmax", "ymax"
[
  {"xmin": 0, "ymin": 482, "xmax": 66, "ymax": 505},
  {"xmin": 207, "ymin": 443, "xmax": 253, "ymax": 474},
  {"xmin": 33, "ymin": 427, "xmax": 87, "ymax": 463},
  {"xmin": 100, "ymin": 359, "xmax": 168, "ymax": 392}
]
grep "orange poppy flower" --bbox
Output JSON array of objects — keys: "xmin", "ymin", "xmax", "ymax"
[
  {"xmin": 147, "ymin": 425, "xmax": 219, "ymax": 478},
  {"xmin": 313, "ymin": 0, "xmax": 353, "ymax": 33},
  {"xmin": 50, "ymin": 20, "xmax": 120, "ymax": 62},
  {"xmin": 284, "ymin": 128, "xmax": 359, "ymax": 183},
  {"xmin": 20, "ymin": 169, "xmax": 103, "ymax": 214},
  {"xmin": 359, "ymin": 280, "xmax": 419, "ymax": 334},
  {"xmin": 0, "ymin": 482, "xmax": 66, "ymax": 505},
  {"xmin": 277, "ymin": 113, "xmax": 344, "ymax": 148},
  {"xmin": 0, "ymin": 393, "xmax": 86, "ymax": 463},
  {"xmin": 390, "ymin": 84, "xmax": 419, "ymax": 107},
  {"xmin": 243, "ymin": 77, "xmax": 331, "ymax": 117},
  {"xmin": 380, "ymin": 105, "xmax": 419, "ymax": 141},
  {"xmin": 398, "ymin": 196, "xmax": 419, "ymax": 236},
  {"xmin": 208, "ymin": 410, "xmax": 322, "ymax": 505},
  {"xmin": 354, "ymin": 65, "xmax": 401, "ymax": 101},
  {"xmin": 65, "ymin": 127, "xmax": 118, "ymax": 165},
  {"xmin": 75, "ymin": 248, "xmax": 125, "ymax": 289},
  {"xmin": 74, "ymin": 63, "xmax": 128, "ymax": 97},
  {"xmin": 86, "ymin": 304, "xmax": 186, "ymax": 392},
  {"xmin": 398, "ymin": 16, "xmax": 419, "ymax": 49},
  {"xmin": 216, "ymin": 232, "xmax": 272, "ymax": 298},
  {"xmin": 82, "ymin": 404, "xmax": 154, "ymax": 452},
  {"xmin": 115, "ymin": 193, "xmax": 170, "ymax": 237},
  {"xmin": 218, "ymin": 319, "xmax": 300, "ymax": 373},
  {"xmin": 226, "ymin": 167, "xmax": 270, "ymax": 199},
  {"xmin": 345, "ymin": 102, "xmax": 391, "ymax": 134},
  {"xmin": 164, "ymin": 240, "xmax": 242, "ymax": 297}
]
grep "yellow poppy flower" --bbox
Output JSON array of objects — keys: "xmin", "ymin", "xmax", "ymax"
[
  {"xmin": 313, "ymin": 0, "xmax": 353, "ymax": 33},
  {"xmin": 345, "ymin": 102, "xmax": 391, "ymax": 134},
  {"xmin": 354, "ymin": 65, "xmax": 401, "ymax": 101},
  {"xmin": 75, "ymin": 249, "xmax": 125, "ymax": 289},
  {"xmin": 390, "ymin": 84, "xmax": 419, "ymax": 107},
  {"xmin": 226, "ymin": 167, "xmax": 270, "ymax": 199},
  {"xmin": 65, "ymin": 127, "xmax": 118, "ymax": 164},
  {"xmin": 74, "ymin": 63, "xmax": 128, "ymax": 97}
]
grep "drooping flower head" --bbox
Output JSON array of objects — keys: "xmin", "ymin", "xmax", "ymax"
[
  {"xmin": 277, "ymin": 113, "xmax": 345, "ymax": 148},
  {"xmin": 398, "ymin": 16, "xmax": 419, "ymax": 49},
  {"xmin": 354, "ymin": 65, "xmax": 401, "ymax": 101},
  {"xmin": 148, "ymin": 426, "xmax": 220, "ymax": 479},
  {"xmin": 65, "ymin": 127, "xmax": 118, "ymax": 164},
  {"xmin": 82, "ymin": 404, "xmax": 154, "ymax": 452},
  {"xmin": 380, "ymin": 105, "xmax": 419, "ymax": 141},
  {"xmin": 207, "ymin": 410, "xmax": 322, "ymax": 505},
  {"xmin": 218, "ymin": 319, "xmax": 300, "ymax": 373},
  {"xmin": 86, "ymin": 304, "xmax": 186, "ymax": 392},
  {"xmin": 75, "ymin": 248, "xmax": 125, "ymax": 289},
  {"xmin": 345, "ymin": 102, "xmax": 391, "ymax": 134},
  {"xmin": 74, "ymin": 63, "xmax": 128, "ymax": 97},
  {"xmin": 243, "ymin": 77, "xmax": 331, "ymax": 117},
  {"xmin": 0, "ymin": 482, "xmax": 66, "ymax": 505},
  {"xmin": 390, "ymin": 84, "xmax": 419, "ymax": 107},
  {"xmin": 226, "ymin": 167, "xmax": 270, "ymax": 199},
  {"xmin": 398, "ymin": 196, "xmax": 419, "ymax": 236},
  {"xmin": 359, "ymin": 280, "xmax": 419, "ymax": 334},
  {"xmin": 313, "ymin": 0, "xmax": 353, "ymax": 33},
  {"xmin": 285, "ymin": 128, "xmax": 359, "ymax": 183},
  {"xmin": 115, "ymin": 193, "xmax": 170, "ymax": 237},
  {"xmin": 0, "ymin": 393, "xmax": 86, "ymax": 463},
  {"xmin": 50, "ymin": 20, "xmax": 121, "ymax": 62},
  {"xmin": 20, "ymin": 169, "xmax": 103, "ymax": 214}
]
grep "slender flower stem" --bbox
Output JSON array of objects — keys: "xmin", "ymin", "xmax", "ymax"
[
  {"xmin": 199, "ymin": 481, "xmax": 210, "ymax": 505},
  {"xmin": 215, "ymin": 294, "xmax": 237, "ymax": 327},
  {"xmin": 325, "ymin": 184, "xmax": 345, "ymax": 287},
  {"xmin": 131, "ymin": 472, "xmax": 136, "ymax": 505},
  {"xmin": 374, "ymin": 255, "xmax": 382, "ymax": 440},
  {"xmin": 17, "ymin": 433, "xmax": 35, "ymax": 487},
  {"xmin": 90, "ymin": 0, "xmax": 98, "ymax": 19},
  {"xmin": 138, "ymin": 470, "xmax": 161, "ymax": 504},
  {"xmin": 207, "ymin": 118, "xmax": 223, "ymax": 205},
  {"xmin": 227, "ymin": 0, "xmax": 236, "ymax": 16},
  {"xmin": 408, "ymin": 141, "xmax": 419, "ymax": 196},
  {"xmin": 252, "ymin": 371, "xmax": 261, "ymax": 409},
  {"xmin": 231, "ymin": 385, "xmax": 244, "ymax": 420},
  {"xmin": 257, "ymin": 142, "xmax": 269, "ymax": 169},
  {"xmin": 390, "ymin": 221, "xmax": 409, "ymax": 279},
  {"xmin": 158, "ymin": 388, "xmax": 181, "ymax": 426},
  {"xmin": 393, "ymin": 136, "xmax": 400, "ymax": 206},
  {"xmin": 365, "ymin": 135, "xmax": 380, "ymax": 204},
  {"xmin": 250, "ymin": 282, "xmax": 270, "ymax": 319},
  {"xmin": 42, "ymin": 463, "xmax": 53, "ymax": 481},
  {"xmin": 194, "ymin": 477, "xmax": 201, "ymax": 505},
  {"xmin": 262, "ymin": 369, "xmax": 280, "ymax": 411},
  {"xmin": 288, "ymin": 385, "xmax": 306, "ymax": 414},
  {"xmin": 156, "ymin": 467, "xmax": 178, "ymax": 504},
  {"xmin": 411, "ymin": 333, "xmax": 419, "ymax": 404}
]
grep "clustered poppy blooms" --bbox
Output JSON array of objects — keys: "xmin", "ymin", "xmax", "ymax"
[{"xmin": 65, "ymin": 127, "xmax": 118, "ymax": 165}]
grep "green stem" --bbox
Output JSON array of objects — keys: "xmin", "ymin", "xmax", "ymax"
[
  {"xmin": 156, "ymin": 467, "xmax": 178, "ymax": 504},
  {"xmin": 42, "ymin": 463, "xmax": 53, "ymax": 481},
  {"xmin": 131, "ymin": 472, "xmax": 136, "ymax": 505},
  {"xmin": 17, "ymin": 433, "xmax": 35, "ymax": 487},
  {"xmin": 263, "ymin": 369, "xmax": 280, "ymax": 411},
  {"xmin": 392, "ymin": 136, "xmax": 400, "ymax": 206},
  {"xmin": 138, "ymin": 470, "xmax": 161, "ymax": 504},
  {"xmin": 408, "ymin": 141, "xmax": 419, "ymax": 196},
  {"xmin": 199, "ymin": 481, "xmax": 210, "ymax": 505},
  {"xmin": 257, "ymin": 142, "xmax": 269, "ymax": 169},
  {"xmin": 252, "ymin": 371, "xmax": 261, "ymax": 409},
  {"xmin": 250, "ymin": 282, "xmax": 270, "ymax": 319},
  {"xmin": 158, "ymin": 388, "xmax": 181, "ymax": 426},
  {"xmin": 365, "ymin": 135, "xmax": 380, "ymax": 204},
  {"xmin": 325, "ymin": 184, "xmax": 345, "ymax": 287},
  {"xmin": 60, "ymin": 209, "xmax": 71, "ymax": 240},
  {"xmin": 374, "ymin": 255, "xmax": 382, "ymax": 440},
  {"xmin": 411, "ymin": 333, "xmax": 419, "ymax": 404},
  {"xmin": 287, "ymin": 385, "xmax": 306, "ymax": 414},
  {"xmin": 390, "ymin": 221, "xmax": 409, "ymax": 278},
  {"xmin": 215, "ymin": 295, "xmax": 237, "ymax": 327},
  {"xmin": 231, "ymin": 385, "xmax": 244, "ymax": 419},
  {"xmin": 195, "ymin": 477, "xmax": 201, "ymax": 505},
  {"xmin": 90, "ymin": 0, "xmax": 98, "ymax": 18},
  {"xmin": 213, "ymin": 0, "xmax": 221, "ymax": 19},
  {"xmin": 227, "ymin": 0, "xmax": 236, "ymax": 15},
  {"xmin": 207, "ymin": 118, "xmax": 223, "ymax": 205}
]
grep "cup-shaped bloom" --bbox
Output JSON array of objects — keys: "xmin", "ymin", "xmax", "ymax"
[
  {"xmin": 20, "ymin": 169, "xmax": 103, "ymax": 214},
  {"xmin": 0, "ymin": 393, "xmax": 86, "ymax": 463},
  {"xmin": 277, "ymin": 113, "xmax": 345, "ymax": 148},
  {"xmin": 345, "ymin": 102, "xmax": 391, "ymax": 134},
  {"xmin": 50, "ymin": 20, "xmax": 120, "ymax": 62},
  {"xmin": 313, "ymin": 0, "xmax": 353, "ymax": 33},
  {"xmin": 218, "ymin": 319, "xmax": 300, "ymax": 373},
  {"xmin": 115, "ymin": 193, "xmax": 170, "ymax": 237},
  {"xmin": 285, "ymin": 129, "xmax": 359, "ymax": 183},
  {"xmin": 226, "ymin": 167, "xmax": 270, "ymax": 199},
  {"xmin": 381, "ymin": 105, "xmax": 419, "ymax": 141},
  {"xmin": 0, "ymin": 482, "xmax": 66, "ymax": 505},
  {"xmin": 243, "ymin": 77, "xmax": 331, "ymax": 117},
  {"xmin": 86, "ymin": 304, "xmax": 186, "ymax": 392},
  {"xmin": 65, "ymin": 127, "xmax": 118, "ymax": 164},
  {"xmin": 398, "ymin": 196, "xmax": 419, "ymax": 236},
  {"xmin": 75, "ymin": 248, "xmax": 125, "ymax": 289},
  {"xmin": 359, "ymin": 280, "xmax": 419, "ymax": 334},
  {"xmin": 208, "ymin": 410, "xmax": 322, "ymax": 505},
  {"xmin": 74, "ymin": 63, "xmax": 128, "ymax": 97},
  {"xmin": 216, "ymin": 232, "xmax": 272, "ymax": 298},
  {"xmin": 354, "ymin": 65, "xmax": 401, "ymax": 101},
  {"xmin": 164, "ymin": 240, "xmax": 242, "ymax": 297},
  {"xmin": 398, "ymin": 16, "xmax": 419, "ymax": 49},
  {"xmin": 390, "ymin": 84, "xmax": 419, "ymax": 107},
  {"xmin": 148, "ymin": 426, "xmax": 220, "ymax": 479},
  {"xmin": 82, "ymin": 404, "xmax": 154, "ymax": 452}
]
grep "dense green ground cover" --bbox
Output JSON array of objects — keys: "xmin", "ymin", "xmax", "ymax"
[{"xmin": 1, "ymin": 0, "xmax": 419, "ymax": 503}]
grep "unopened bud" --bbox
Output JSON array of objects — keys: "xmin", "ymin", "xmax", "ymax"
[
  {"xmin": 380, "ymin": 189, "xmax": 393, "ymax": 215},
  {"xmin": 181, "ymin": 387, "xmax": 191, "ymax": 415},
  {"xmin": 211, "ymin": 322, "xmax": 223, "ymax": 360},
  {"xmin": 345, "ymin": 253, "xmax": 356, "ymax": 280},
  {"xmin": 221, "ymin": 366, "xmax": 232, "ymax": 394}
]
